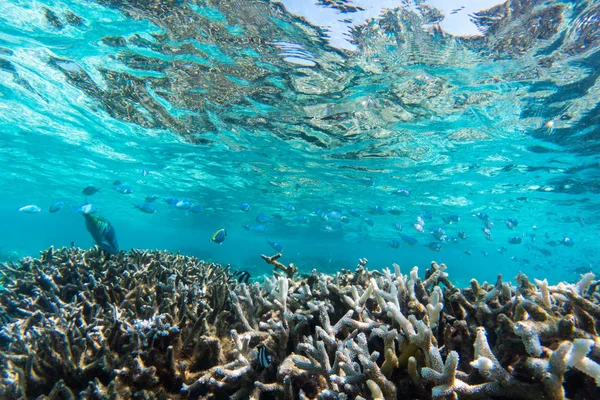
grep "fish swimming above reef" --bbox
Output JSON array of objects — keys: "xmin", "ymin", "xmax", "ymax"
[
  {"xmin": 76, "ymin": 203, "xmax": 98, "ymax": 215},
  {"xmin": 399, "ymin": 234, "xmax": 417, "ymax": 246},
  {"xmin": 256, "ymin": 213, "xmax": 271, "ymax": 223},
  {"xmin": 294, "ymin": 216, "xmax": 310, "ymax": 224},
  {"xmin": 387, "ymin": 206, "xmax": 402, "ymax": 215},
  {"xmin": 49, "ymin": 201, "xmax": 65, "ymax": 213},
  {"xmin": 82, "ymin": 213, "xmax": 118, "ymax": 254},
  {"xmin": 210, "ymin": 228, "xmax": 227, "ymax": 244},
  {"xmin": 18, "ymin": 205, "xmax": 41, "ymax": 213},
  {"xmin": 425, "ymin": 242, "xmax": 442, "ymax": 252},
  {"xmin": 245, "ymin": 224, "xmax": 267, "ymax": 232},
  {"xmin": 388, "ymin": 239, "xmax": 400, "ymax": 249},
  {"xmin": 82, "ymin": 186, "xmax": 100, "ymax": 196},
  {"xmin": 134, "ymin": 203, "xmax": 156, "ymax": 214},
  {"xmin": 267, "ymin": 240, "xmax": 283, "ymax": 252},
  {"xmin": 145, "ymin": 194, "xmax": 160, "ymax": 203},
  {"xmin": 164, "ymin": 197, "xmax": 179, "ymax": 206},
  {"xmin": 114, "ymin": 185, "xmax": 134, "ymax": 194},
  {"xmin": 240, "ymin": 203, "xmax": 251, "ymax": 212},
  {"xmin": 561, "ymin": 236, "xmax": 574, "ymax": 247},
  {"xmin": 508, "ymin": 236, "xmax": 522, "ymax": 245},
  {"xmin": 175, "ymin": 200, "xmax": 192, "ymax": 210},
  {"xmin": 475, "ymin": 212, "xmax": 489, "ymax": 221}
]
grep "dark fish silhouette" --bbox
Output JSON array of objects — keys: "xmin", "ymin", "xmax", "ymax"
[
  {"xmin": 83, "ymin": 213, "xmax": 118, "ymax": 254},
  {"xmin": 82, "ymin": 186, "xmax": 100, "ymax": 196}
]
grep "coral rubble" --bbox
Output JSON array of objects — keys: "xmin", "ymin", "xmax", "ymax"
[{"xmin": 0, "ymin": 247, "xmax": 599, "ymax": 399}]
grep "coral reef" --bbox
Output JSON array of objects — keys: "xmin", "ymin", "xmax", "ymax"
[{"xmin": 1, "ymin": 247, "xmax": 599, "ymax": 399}]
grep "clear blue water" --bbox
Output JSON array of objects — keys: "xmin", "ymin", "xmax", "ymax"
[{"xmin": 1, "ymin": 0, "xmax": 598, "ymax": 286}]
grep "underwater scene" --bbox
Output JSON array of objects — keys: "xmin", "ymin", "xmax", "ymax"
[{"xmin": 1, "ymin": 0, "xmax": 599, "ymax": 399}]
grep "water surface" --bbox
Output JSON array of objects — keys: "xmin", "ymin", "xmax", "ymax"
[{"xmin": 1, "ymin": 0, "xmax": 599, "ymax": 285}]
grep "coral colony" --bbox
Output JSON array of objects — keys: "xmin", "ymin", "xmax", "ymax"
[{"xmin": 0, "ymin": 247, "xmax": 599, "ymax": 399}]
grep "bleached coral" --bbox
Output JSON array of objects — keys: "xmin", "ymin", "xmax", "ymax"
[{"xmin": 1, "ymin": 248, "xmax": 599, "ymax": 399}]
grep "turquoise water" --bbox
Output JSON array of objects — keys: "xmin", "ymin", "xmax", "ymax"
[{"xmin": 1, "ymin": 0, "xmax": 598, "ymax": 285}]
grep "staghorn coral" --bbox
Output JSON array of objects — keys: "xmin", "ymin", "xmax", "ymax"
[{"xmin": 0, "ymin": 248, "xmax": 599, "ymax": 399}]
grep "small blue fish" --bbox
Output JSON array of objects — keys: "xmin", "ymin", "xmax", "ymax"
[
  {"xmin": 497, "ymin": 246, "xmax": 507, "ymax": 254},
  {"xmin": 464, "ymin": 250, "xmax": 472, "ymax": 256},
  {"xmin": 142, "ymin": 169, "xmax": 148, "ymax": 176},
  {"xmin": 447, "ymin": 237, "xmax": 458, "ymax": 244},
  {"xmin": 82, "ymin": 186, "xmax": 100, "ymax": 196},
  {"xmin": 483, "ymin": 220, "xmax": 494, "ymax": 229},
  {"xmin": 430, "ymin": 228, "xmax": 446, "ymax": 242},
  {"xmin": 294, "ymin": 216, "xmax": 310, "ymax": 224},
  {"xmin": 240, "ymin": 203, "xmax": 251, "ymax": 212},
  {"xmin": 145, "ymin": 194, "xmax": 160, "ymax": 203},
  {"xmin": 508, "ymin": 236, "xmax": 522, "ymax": 244},
  {"xmin": 476, "ymin": 212, "xmax": 489, "ymax": 221},
  {"xmin": 421, "ymin": 211, "xmax": 433, "ymax": 220},
  {"xmin": 442, "ymin": 215, "xmax": 460, "ymax": 224},
  {"xmin": 190, "ymin": 205, "xmax": 204, "ymax": 213},
  {"xmin": 364, "ymin": 218, "xmax": 374, "ymax": 227},
  {"xmin": 388, "ymin": 239, "xmax": 400, "ymax": 249},
  {"xmin": 561, "ymin": 236, "xmax": 574, "ymax": 247},
  {"xmin": 369, "ymin": 205, "xmax": 386, "ymax": 215},
  {"xmin": 134, "ymin": 203, "xmax": 156, "ymax": 214},
  {"xmin": 387, "ymin": 206, "xmax": 402, "ymax": 215},
  {"xmin": 324, "ymin": 211, "xmax": 342, "ymax": 221},
  {"xmin": 114, "ymin": 185, "xmax": 133, "ymax": 194},
  {"xmin": 18, "ymin": 205, "xmax": 41, "ymax": 214},
  {"xmin": 76, "ymin": 203, "xmax": 98, "ymax": 215},
  {"xmin": 49, "ymin": 201, "xmax": 65, "ymax": 213},
  {"xmin": 348, "ymin": 209, "xmax": 361, "ymax": 217},
  {"xmin": 267, "ymin": 240, "xmax": 283, "ymax": 252},
  {"xmin": 340, "ymin": 216, "xmax": 350, "ymax": 223},
  {"xmin": 399, "ymin": 234, "xmax": 417, "ymax": 246},
  {"xmin": 481, "ymin": 251, "xmax": 489, "ymax": 257},
  {"xmin": 283, "ymin": 203, "xmax": 295, "ymax": 211},
  {"xmin": 448, "ymin": 215, "xmax": 460, "ymax": 223},
  {"xmin": 256, "ymin": 344, "xmax": 272, "ymax": 369},
  {"xmin": 458, "ymin": 231, "xmax": 468, "ymax": 239},
  {"xmin": 505, "ymin": 220, "xmax": 515, "ymax": 230},
  {"xmin": 426, "ymin": 242, "xmax": 442, "ymax": 252},
  {"xmin": 506, "ymin": 218, "xmax": 519, "ymax": 227},
  {"xmin": 210, "ymin": 228, "xmax": 227, "ymax": 244},
  {"xmin": 392, "ymin": 222, "xmax": 403, "ymax": 231},
  {"xmin": 164, "ymin": 197, "xmax": 179, "ymax": 206},
  {"xmin": 175, "ymin": 200, "xmax": 192, "ymax": 210},
  {"xmin": 256, "ymin": 213, "xmax": 271, "ymax": 223},
  {"xmin": 112, "ymin": 180, "xmax": 124, "ymax": 186},
  {"xmin": 245, "ymin": 224, "xmax": 267, "ymax": 232}
]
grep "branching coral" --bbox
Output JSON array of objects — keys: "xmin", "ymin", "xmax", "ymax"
[{"xmin": 0, "ymin": 247, "xmax": 599, "ymax": 399}]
